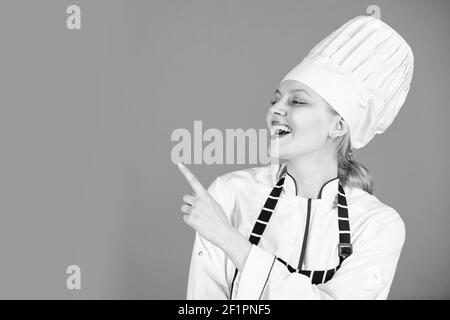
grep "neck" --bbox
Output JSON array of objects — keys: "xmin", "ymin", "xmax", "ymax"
[{"xmin": 285, "ymin": 150, "xmax": 338, "ymax": 199}]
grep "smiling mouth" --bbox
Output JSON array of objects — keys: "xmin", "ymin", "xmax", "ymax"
[{"xmin": 270, "ymin": 121, "xmax": 293, "ymax": 138}]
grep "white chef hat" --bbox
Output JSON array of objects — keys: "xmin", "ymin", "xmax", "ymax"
[{"xmin": 279, "ymin": 15, "xmax": 414, "ymax": 149}]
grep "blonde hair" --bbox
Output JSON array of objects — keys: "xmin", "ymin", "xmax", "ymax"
[{"xmin": 332, "ymin": 125, "xmax": 374, "ymax": 195}]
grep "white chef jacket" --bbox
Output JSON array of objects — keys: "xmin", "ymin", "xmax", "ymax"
[{"xmin": 186, "ymin": 162, "xmax": 405, "ymax": 300}]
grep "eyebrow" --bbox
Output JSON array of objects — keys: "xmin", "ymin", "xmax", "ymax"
[{"xmin": 275, "ymin": 88, "xmax": 311, "ymax": 97}]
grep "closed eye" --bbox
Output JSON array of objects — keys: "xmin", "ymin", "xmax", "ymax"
[
  {"xmin": 292, "ymin": 100, "xmax": 307, "ymax": 105},
  {"xmin": 270, "ymin": 99, "xmax": 308, "ymax": 106}
]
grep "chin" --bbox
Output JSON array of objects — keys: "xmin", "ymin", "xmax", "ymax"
[{"xmin": 269, "ymin": 144, "xmax": 296, "ymax": 161}]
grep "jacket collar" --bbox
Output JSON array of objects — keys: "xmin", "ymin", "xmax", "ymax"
[{"xmin": 275, "ymin": 162, "xmax": 339, "ymax": 200}]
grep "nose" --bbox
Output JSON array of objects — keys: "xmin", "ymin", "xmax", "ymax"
[
  {"xmin": 274, "ymin": 109, "xmax": 287, "ymax": 116},
  {"xmin": 270, "ymin": 101, "xmax": 288, "ymax": 117}
]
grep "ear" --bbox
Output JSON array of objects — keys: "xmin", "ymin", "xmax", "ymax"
[{"xmin": 329, "ymin": 116, "xmax": 349, "ymax": 138}]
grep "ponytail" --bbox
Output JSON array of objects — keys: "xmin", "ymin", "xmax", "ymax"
[{"xmin": 334, "ymin": 130, "xmax": 374, "ymax": 195}]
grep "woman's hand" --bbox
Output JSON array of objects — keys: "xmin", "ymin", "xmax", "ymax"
[
  {"xmin": 177, "ymin": 162, "xmax": 252, "ymax": 270},
  {"xmin": 177, "ymin": 162, "xmax": 236, "ymax": 249}
]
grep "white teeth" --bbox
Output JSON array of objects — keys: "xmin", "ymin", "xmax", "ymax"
[
  {"xmin": 270, "ymin": 123, "xmax": 292, "ymax": 137},
  {"xmin": 272, "ymin": 124, "xmax": 292, "ymax": 133}
]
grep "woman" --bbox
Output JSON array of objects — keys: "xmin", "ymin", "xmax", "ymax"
[{"xmin": 179, "ymin": 15, "xmax": 414, "ymax": 300}]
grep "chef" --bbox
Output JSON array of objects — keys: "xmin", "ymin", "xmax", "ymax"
[{"xmin": 179, "ymin": 14, "xmax": 414, "ymax": 300}]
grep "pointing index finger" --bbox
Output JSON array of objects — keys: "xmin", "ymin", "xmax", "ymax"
[{"xmin": 177, "ymin": 162, "xmax": 207, "ymax": 197}]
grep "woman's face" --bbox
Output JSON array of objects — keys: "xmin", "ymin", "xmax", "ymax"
[{"xmin": 266, "ymin": 79, "xmax": 339, "ymax": 160}]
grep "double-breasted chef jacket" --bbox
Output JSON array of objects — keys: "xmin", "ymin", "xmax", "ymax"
[{"xmin": 186, "ymin": 162, "xmax": 406, "ymax": 300}]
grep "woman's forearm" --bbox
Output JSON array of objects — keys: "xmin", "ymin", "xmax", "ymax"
[{"xmin": 219, "ymin": 229, "xmax": 252, "ymax": 271}]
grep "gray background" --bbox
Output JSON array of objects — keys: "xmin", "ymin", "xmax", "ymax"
[{"xmin": 0, "ymin": 0, "xmax": 448, "ymax": 299}]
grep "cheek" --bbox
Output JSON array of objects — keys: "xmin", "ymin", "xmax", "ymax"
[{"xmin": 291, "ymin": 112, "xmax": 329, "ymax": 142}]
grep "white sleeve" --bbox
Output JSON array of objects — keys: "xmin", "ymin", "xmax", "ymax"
[
  {"xmin": 186, "ymin": 176, "xmax": 234, "ymax": 300},
  {"xmin": 234, "ymin": 210, "xmax": 406, "ymax": 300}
]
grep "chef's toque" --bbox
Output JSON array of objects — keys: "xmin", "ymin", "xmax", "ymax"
[{"xmin": 280, "ymin": 15, "xmax": 414, "ymax": 149}]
